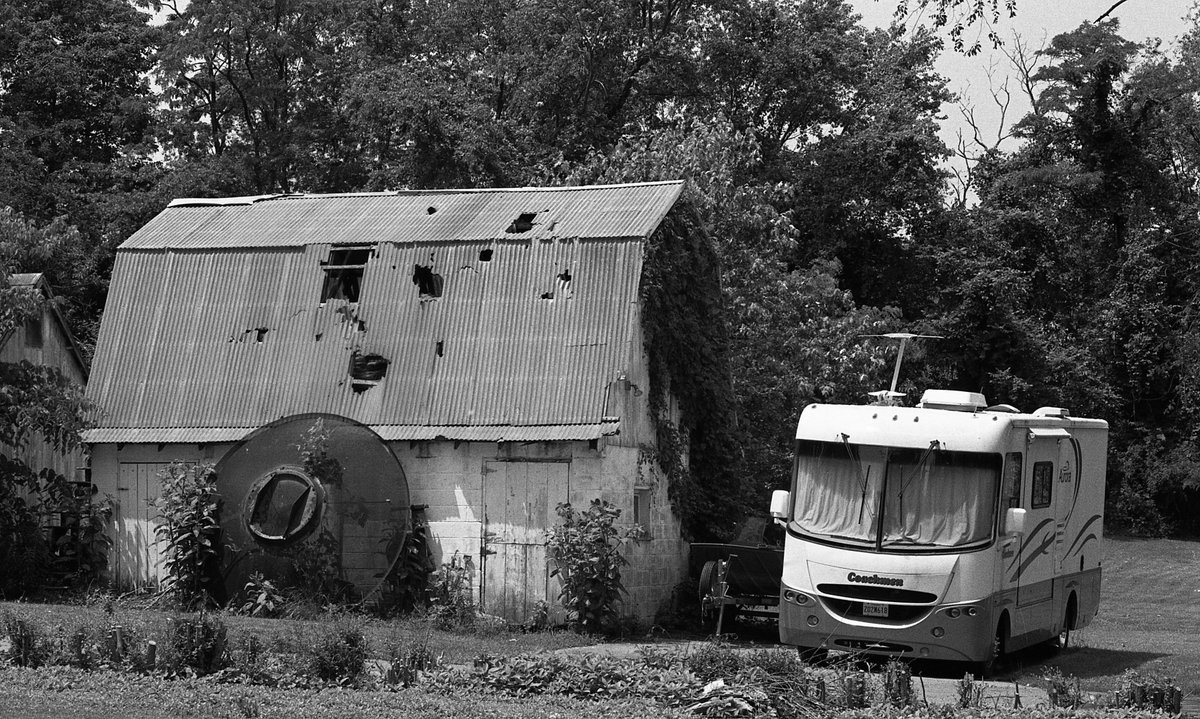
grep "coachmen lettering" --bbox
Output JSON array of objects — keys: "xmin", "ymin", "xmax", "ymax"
[{"xmin": 847, "ymin": 572, "xmax": 904, "ymax": 587}]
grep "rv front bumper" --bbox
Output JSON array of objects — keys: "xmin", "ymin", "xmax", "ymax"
[{"xmin": 778, "ymin": 585, "xmax": 996, "ymax": 663}]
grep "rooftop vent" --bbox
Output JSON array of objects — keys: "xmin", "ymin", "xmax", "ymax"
[
  {"xmin": 918, "ymin": 389, "xmax": 988, "ymax": 412},
  {"xmin": 1033, "ymin": 406, "xmax": 1070, "ymax": 418}
]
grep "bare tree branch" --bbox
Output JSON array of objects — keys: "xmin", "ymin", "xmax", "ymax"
[{"xmin": 1096, "ymin": 0, "xmax": 1133, "ymax": 23}]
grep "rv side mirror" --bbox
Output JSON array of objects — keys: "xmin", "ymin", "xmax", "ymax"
[
  {"xmin": 1004, "ymin": 507, "xmax": 1028, "ymax": 536},
  {"xmin": 769, "ymin": 490, "xmax": 790, "ymax": 525}
]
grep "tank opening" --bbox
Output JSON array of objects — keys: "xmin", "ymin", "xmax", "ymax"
[{"xmin": 247, "ymin": 469, "xmax": 321, "ymax": 544}]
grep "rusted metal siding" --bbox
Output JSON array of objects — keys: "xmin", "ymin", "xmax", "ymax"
[
  {"xmin": 123, "ymin": 182, "xmax": 683, "ymax": 250},
  {"xmin": 87, "ymin": 183, "xmax": 671, "ymax": 438}
]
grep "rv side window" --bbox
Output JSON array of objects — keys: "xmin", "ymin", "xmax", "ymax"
[
  {"xmin": 1031, "ymin": 461, "xmax": 1053, "ymax": 508},
  {"xmin": 1002, "ymin": 452, "xmax": 1022, "ymax": 509}
]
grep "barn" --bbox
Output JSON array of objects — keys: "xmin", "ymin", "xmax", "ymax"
[
  {"xmin": 82, "ymin": 181, "xmax": 717, "ymax": 624},
  {"xmin": 2, "ymin": 272, "xmax": 89, "ymax": 480}
]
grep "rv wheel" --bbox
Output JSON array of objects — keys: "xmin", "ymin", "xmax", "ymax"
[
  {"xmin": 973, "ymin": 619, "xmax": 1007, "ymax": 679},
  {"xmin": 1053, "ymin": 595, "xmax": 1077, "ymax": 651}
]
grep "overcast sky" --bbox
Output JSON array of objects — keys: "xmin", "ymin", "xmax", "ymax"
[{"xmin": 848, "ymin": 0, "xmax": 1195, "ymax": 198}]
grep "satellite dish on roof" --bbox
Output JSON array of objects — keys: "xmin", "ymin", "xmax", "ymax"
[
  {"xmin": 215, "ymin": 413, "xmax": 411, "ymax": 604},
  {"xmin": 861, "ymin": 332, "xmax": 943, "ymax": 405}
]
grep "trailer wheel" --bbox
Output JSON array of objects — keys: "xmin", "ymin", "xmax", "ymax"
[{"xmin": 699, "ymin": 560, "xmax": 720, "ymax": 605}]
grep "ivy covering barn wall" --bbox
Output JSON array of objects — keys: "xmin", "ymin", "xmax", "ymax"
[{"xmin": 640, "ymin": 205, "xmax": 741, "ymax": 542}]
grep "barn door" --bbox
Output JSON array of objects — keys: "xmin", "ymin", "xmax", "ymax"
[
  {"xmin": 115, "ymin": 463, "xmax": 168, "ymax": 589},
  {"xmin": 481, "ymin": 460, "xmax": 569, "ymax": 623}
]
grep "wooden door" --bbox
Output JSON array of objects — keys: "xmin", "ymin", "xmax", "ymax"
[
  {"xmin": 115, "ymin": 463, "xmax": 168, "ymax": 589},
  {"xmin": 481, "ymin": 460, "xmax": 569, "ymax": 623}
]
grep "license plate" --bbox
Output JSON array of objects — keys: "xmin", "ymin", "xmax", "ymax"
[{"xmin": 862, "ymin": 602, "xmax": 889, "ymax": 618}]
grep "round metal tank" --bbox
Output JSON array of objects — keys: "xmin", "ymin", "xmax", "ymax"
[{"xmin": 215, "ymin": 413, "xmax": 410, "ymax": 602}]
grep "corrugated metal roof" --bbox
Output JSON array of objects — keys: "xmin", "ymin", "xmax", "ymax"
[
  {"xmin": 81, "ymin": 422, "xmax": 619, "ymax": 444},
  {"xmin": 123, "ymin": 182, "xmax": 684, "ymax": 250},
  {"xmin": 87, "ymin": 183, "xmax": 677, "ymax": 440},
  {"xmin": 10, "ymin": 273, "xmax": 42, "ymax": 287}
]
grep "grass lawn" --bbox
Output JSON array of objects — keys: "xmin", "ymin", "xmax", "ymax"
[{"xmin": 1028, "ymin": 535, "xmax": 1200, "ymax": 695}]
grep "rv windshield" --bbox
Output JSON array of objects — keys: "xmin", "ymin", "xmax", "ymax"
[{"xmin": 791, "ymin": 440, "xmax": 1000, "ymax": 551}]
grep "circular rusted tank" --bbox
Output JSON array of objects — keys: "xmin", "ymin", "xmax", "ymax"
[{"xmin": 215, "ymin": 413, "xmax": 410, "ymax": 602}]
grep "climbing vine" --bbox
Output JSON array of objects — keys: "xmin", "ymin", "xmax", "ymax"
[{"xmin": 640, "ymin": 206, "xmax": 742, "ymax": 541}]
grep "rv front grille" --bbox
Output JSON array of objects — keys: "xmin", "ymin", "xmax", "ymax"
[{"xmin": 816, "ymin": 584, "xmax": 938, "ymax": 605}]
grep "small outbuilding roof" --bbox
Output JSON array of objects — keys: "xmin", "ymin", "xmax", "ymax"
[{"xmin": 85, "ymin": 182, "xmax": 684, "ymax": 443}]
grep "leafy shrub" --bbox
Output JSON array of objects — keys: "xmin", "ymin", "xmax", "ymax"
[
  {"xmin": 238, "ymin": 572, "xmax": 285, "ymax": 618},
  {"xmin": 545, "ymin": 499, "xmax": 634, "ymax": 634},
  {"xmin": 3, "ymin": 611, "xmax": 49, "ymax": 667},
  {"xmin": 685, "ymin": 641, "xmax": 741, "ymax": 683},
  {"xmin": 0, "ymin": 458, "xmax": 51, "ymax": 597},
  {"xmin": 167, "ymin": 613, "xmax": 228, "ymax": 675},
  {"xmin": 475, "ymin": 652, "xmax": 693, "ymax": 702},
  {"xmin": 384, "ymin": 628, "xmax": 438, "ymax": 686},
  {"xmin": 308, "ymin": 623, "xmax": 368, "ymax": 682},
  {"xmin": 428, "ymin": 552, "xmax": 476, "ymax": 629},
  {"xmin": 154, "ymin": 461, "xmax": 224, "ymax": 608}
]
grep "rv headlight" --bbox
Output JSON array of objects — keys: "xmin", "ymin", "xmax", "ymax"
[
  {"xmin": 931, "ymin": 627, "xmax": 945, "ymax": 638},
  {"xmin": 966, "ymin": 607, "xmax": 978, "ymax": 617},
  {"xmin": 947, "ymin": 607, "xmax": 961, "ymax": 619}
]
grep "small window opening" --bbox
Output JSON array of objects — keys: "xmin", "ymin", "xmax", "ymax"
[
  {"xmin": 24, "ymin": 315, "xmax": 43, "ymax": 348},
  {"xmin": 479, "ymin": 248, "xmax": 493, "ymax": 262},
  {"xmin": 505, "ymin": 212, "xmax": 537, "ymax": 233},
  {"xmin": 321, "ymin": 245, "xmax": 372, "ymax": 303},
  {"xmin": 413, "ymin": 264, "xmax": 444, "ymax": 297}
]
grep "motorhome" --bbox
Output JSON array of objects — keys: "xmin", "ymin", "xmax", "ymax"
[{"xmin": 769, "ymin": 389, "xmax": 1107, "ymax": 673}]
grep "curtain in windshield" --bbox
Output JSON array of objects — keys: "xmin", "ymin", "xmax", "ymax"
[
  {"xmin": 881, "ymin": 450, "xmax": 999, "ymax": 547},
  {"xmin": 793, "ymin": 441, "xmax": 886, "ymax": 542}
]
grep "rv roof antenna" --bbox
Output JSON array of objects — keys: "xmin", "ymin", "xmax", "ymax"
[{"xmin": 862, "ymin": 332, "xmax": 943, "ymax": 405}]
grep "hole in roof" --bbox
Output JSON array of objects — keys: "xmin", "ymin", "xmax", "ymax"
[
  {"xmin": 254, "ymin": 327, "xmax": 268, "ymax": 343},
  {"xmin": 413, "ymin": 264, "xmax": 444, "ymax": 298},
  {"xmin": 427, "ymin": 206, "xmax": 437, "ymax": 215},
  {"xmin": 479, "ymin": 248, "xmax": 493, "ymax": 262},
  {"xmin": 505, "ymin": 212, "xmax": 537, "ymax": 233},
  {"xmin": 436, "ymin": 340, "xmax": 444, "ymax": 357},
  {"xmin": 540, "ymin": 291, "xmax": 554, "ymax": 300}
]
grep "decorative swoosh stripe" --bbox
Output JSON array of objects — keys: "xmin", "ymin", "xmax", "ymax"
[{"xmin": 1061, "ymin": 514, "xmax": 1102, "ymax": 559}]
